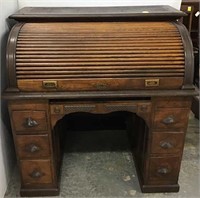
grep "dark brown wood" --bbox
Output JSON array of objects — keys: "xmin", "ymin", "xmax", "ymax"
[
  {"xmin": 12, "ymin": 21, "xmax": 185, "ymax": 92},
  {"xmin": 148, "ymin": 156, "xmax": 181, "ymax": 184},
  {"xmin": 16, "ymin": 135, "xmax": 51, "ymax": 158},
  {"xmin": 6, "ymin": 23, "xmax": 24, "ymax": 92},
  {"xmin": 5, "ymin": 20, "xmax": 195, "ymax": 93},
  {"xmin": 152, "ymin": 96, "xmax": 192, "ymax": 108},
  {"xmin": 9, "ymin": 6, "xmax": 186, "ymax": 22},
  {"xmin": 8, "ymin": 100, "xmax": 59, "ymax": 196},
  {"xmin": 17, "ymin": 78, "xmax": 184, "ymax": 92},
  {"xmin": 20, "ymin": 160, "xmax": 53, "ymax": 184},
  {"xmin": 153, "ymin": 108, "xmax": 190, "ymax": 130},
  {"xmin": 191, "ymin": 95, "xmax": 199, "ymax": 119},
  {"xmin": 12, "ymin": 111, "xmax": 48, "ymax": 132},
  {"xmin": 3, "ymin": 6, "xmax": 196, "ymax": 197},
  {"xmin": 174, "ymin": 22, "xmax": 195, "ymax": 90},
  {"xmin": 140, "ymin": 184, "xmax": 180, "ymax": 193},
  {"xmin": 8, "ymin": 97, "xmax": 193, "ymax": 196},
  {"xmin": 20, "ymin": 188, "xmax": 59, "ymax": 197},
  {"xmin": 151, "ymin": 132, "xmax": 185, "ymax": 154},
  {"xmin": 50, "ymin": 101, "xmax": 152, "ymax": 129},
  {"xmin": 2, "ymin": 89, "xmax": 197, "ymax": 100}
]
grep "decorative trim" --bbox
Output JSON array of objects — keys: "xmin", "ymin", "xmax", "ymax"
[
  {"xmin": 64, "ymin": 105, "xmax": 96, "ymax": 114},
  {"xmin": 6, "ymin": 23, "xmax": 24, "ymax": 92},
  {"xmin": 173, "ymin": 21, "xmax": 194, "ymax": 90}
]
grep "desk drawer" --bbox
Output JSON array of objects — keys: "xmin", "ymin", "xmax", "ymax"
[
  {"xmin": 16, "ymin": 135, "xmax": 51, "ymax": 159},
  {"xmin": 20, "ymin": 160, "xmax": 53, "ymax": 185},
  {"xmin": 151, "ymin": 132, "xmax": 184, "ymax": 154},
  {"xmin": 153, "ymin": 108, "xmax": 189, "ymax": 130},
  {"xmin": 12, "ymin": 110, "xmax": 48, "ymax": 133},
  {"xmin": 148, "ymin": 157, "xmax": 180, "ymax": 185}
]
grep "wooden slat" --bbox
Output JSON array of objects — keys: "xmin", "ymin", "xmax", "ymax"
[
  {"xmin": 16, "ymin": 61, "xmax": 184, "ymax": 67},
  {"xmin": 17, "ymin": 39, "xmax": 182, "ymax": 44},
  {"xmin": 19, "ymin": 22, "xmax": 178, "ymax": 34},
  {"xmin": 16, "ymin": 50, "xmax": 184, "ymax": 55},
  {"xmin": 17, "ymin": 73, "xmax": 184, "ymax": 79},
  {"xmin": 17, "ymin": 43, "xmax": 182, "ymax": 48},
  {"xmin": 17, "ymin": 38, "xmax": 181, "ymax": 42},
  {"xmin": 18, "ymin": 34, "xmax": 179, "ymax": 39},
  {"xmin": 16, "ymin": 69, "xmax": 184, "ymax": 73},
  {"xmin": 16, "ymin": 57, "xmax": 184, "ymax": 62},
  {"xmin": 16, "ymin": 45, "xmax": 183, "ymax": 49},
  {"xmin": 16, "ymin": 54, "xmax": 184, "ymax": 58},
  {"xmin": 16, "ymin": 21, "xmax": 185, "ymax": 87},
  {"xmin": 16, "ymin": 66, "xmax": 184, "ymax": 71}
]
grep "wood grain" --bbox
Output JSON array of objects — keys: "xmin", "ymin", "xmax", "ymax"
[
  {"xmin": 15, "ymin": 22, "xmax": 185, "ymax": 91},
  {"xmin": 17, "ymin": 77, "xmax": 183, "ymax": 92}
]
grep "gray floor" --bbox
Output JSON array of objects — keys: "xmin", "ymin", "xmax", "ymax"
[{"xmin": 4, "ymin": 113, "xmax": 199, "ymax": 198}]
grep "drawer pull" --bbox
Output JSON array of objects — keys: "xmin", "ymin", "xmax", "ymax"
[
  {"xmin": 160, "ymin": 141, "xmax": 173, "ymax": 149},
  {"xmin": 157, "ymin": 168, "xmax": 170, "ymax": 175},
  {"xmin": 54, "ymin": 106, "xmax": 61, "ymax": 113},
  {"xmin": 30, "ymin": 170, "xmax": 44, "ymax": 178},
  {"xmin": 26, "ymin": 117, "xmax": 38, "ymax": 127},
  {"xmin": 26, "ymin": 144, "xmax": 40, "ymax": 153},
  {"xmin": 162, "ymin": 116, "xmax": 174, "ymax": 125}
]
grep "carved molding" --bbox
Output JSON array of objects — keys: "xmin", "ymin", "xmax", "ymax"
[{"xmin": 50, "ymin": 102, "xmax": 152, "ymax": 129}]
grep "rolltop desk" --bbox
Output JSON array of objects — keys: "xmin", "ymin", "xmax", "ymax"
[{"xmin": 3, "ymin": 6, "xmax": 197, "ymax": 197}]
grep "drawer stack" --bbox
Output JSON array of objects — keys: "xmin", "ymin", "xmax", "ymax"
[
  {"xmin": 144, "ymin": 97, "xmax": 191, "ymax": 191},
  {"xmin": 8, "ymin": 101, "xmax": 58, "ymax": 196}
]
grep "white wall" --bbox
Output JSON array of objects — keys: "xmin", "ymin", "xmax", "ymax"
[
  {"xmin": 18, "ymin": 0, "xmax": 182, "ymax": 9},
  {"xmin": 0, "ymin": 0, "xmax": 18, "ymax": 197}
]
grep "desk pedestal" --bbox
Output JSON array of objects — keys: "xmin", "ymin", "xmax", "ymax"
[{"xmin": 8, "ymin": 96, "xmax": 191, "ymax": 196}]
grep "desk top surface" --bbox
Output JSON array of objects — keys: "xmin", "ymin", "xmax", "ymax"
[{"xmin": 9, "ymin": 6, "xmax": 186, "ymax": 21}]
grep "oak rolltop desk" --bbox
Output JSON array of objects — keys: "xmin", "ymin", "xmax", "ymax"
[{"xmin": 3, "ymin": 6, "xmax": 197, "ymax": 197}]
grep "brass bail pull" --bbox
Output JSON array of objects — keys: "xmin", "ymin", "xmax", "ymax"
[
  {"xmin": 43, "ymin": 81, "xmax": 57, "ymax": 89},
  {"xmin": 145, "ymin": 79, "xmax": 159, "ymax": 87}
]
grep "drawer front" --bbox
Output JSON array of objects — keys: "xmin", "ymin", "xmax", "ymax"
[
  {"xmin": 12, "ymin": 110, "xmax": 48, "ymax": 132},
  {"xmin": 151, "ymin": 132, "xmax": 185, "ymax": 154},
  {"xmin": 153, "ymin": 97, "xmax": 191, "ymax": 108},
  {"xmin": 20, "ymin": 160, "xmax": 53, "ymax": 185},
  {"xmin": 16, "ymin": 135, "xmax": 51, "ymax": 158},
  {"xmin": 153, "ymin": 108, "xmax": 189, "ymax": 130},
  {"xmin": 148, "ymin": 157, "xmax": 181, "ymax": 184}
]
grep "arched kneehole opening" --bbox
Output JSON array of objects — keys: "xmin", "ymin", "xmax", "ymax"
[{"xmin": 52, "ymin": 111, "xmax": 149, "ymax": 195}]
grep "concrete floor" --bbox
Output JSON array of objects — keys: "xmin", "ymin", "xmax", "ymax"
[{"xmin": 4, "ymin": 113, "xmax": 199, "ymax": 198}]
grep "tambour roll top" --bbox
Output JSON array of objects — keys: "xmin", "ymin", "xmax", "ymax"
[{"xmin": 6, "ymin": 6, "xmax": 194, "ymax": 92}]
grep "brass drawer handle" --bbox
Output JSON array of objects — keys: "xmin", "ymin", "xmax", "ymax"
[
  {"xmin": 43, "ymin": 80, "xmax": 57, "ymax": 89},
  {"xmin": 159, "ymin": 141, "xmax": 173, "ymax": 149},
  {"xmin": 157, "ymin": 168, "xmax": 170, "ymax": 175},
  {"xmin": 26, "ymin": 117, "xmax": 38, "ymax": 127},
  {"xmin": 26, "ymin": 144, "xmax": 40, "ymax": 153},
  {"xmin": 162, "ymin": 116, "xmax": 175, "ymax": 125},
  {"xmin": 30, "ymin": 170, "xmax": 44, "ymax": 178},
  {"xmin": 145, "ymin": 79, "xmax": 159, "ymax": 87}
]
